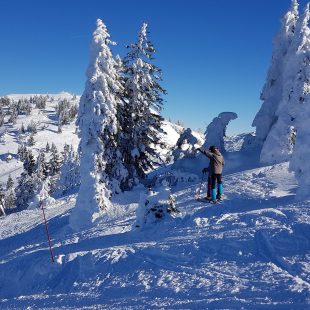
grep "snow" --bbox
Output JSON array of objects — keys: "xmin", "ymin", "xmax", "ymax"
[
  {"xmin": 203, "ymin": 112, "xmax": 238, "ymax": 152},
  {"xmin": 0, "ymin": 118, "xmax": 309, "ymax": 308}
]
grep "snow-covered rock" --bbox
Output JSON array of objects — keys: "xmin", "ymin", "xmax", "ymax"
[{"xmin": 203, "ymin": 112, "xmax": 238, "ymax": 152}]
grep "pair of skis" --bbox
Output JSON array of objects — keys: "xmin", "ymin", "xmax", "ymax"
[
  {"xmin": 195, "ymin": 173, "xmax": 223, "ymax": 204},
  {"xmin": 196, "ymin": 196, "xmax": 223, "ymax": 204}
]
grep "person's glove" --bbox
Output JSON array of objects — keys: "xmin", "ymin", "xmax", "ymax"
[{"xmin": 202, "ymin": 167, "xmax": 209, "ymax": 174}]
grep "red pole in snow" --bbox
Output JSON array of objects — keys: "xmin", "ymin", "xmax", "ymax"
[{"xmin": 40, "ymin": 201, "xmax": 55, "ymax": 263}]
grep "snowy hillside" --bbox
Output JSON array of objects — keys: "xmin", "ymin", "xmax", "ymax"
[
  {"xmin": 0, "ymin": 103, "xmax": 309, "ymax": 308},
  {"xmin": 0, "ymin": 93, "xmax": 182, "ymax": 189},
  {"xmin": 0, "ymin": 93, "xmax": 79, "ymax": 187}
]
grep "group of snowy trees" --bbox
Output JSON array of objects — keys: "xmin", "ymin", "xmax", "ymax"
[
  {"xmin": 0, "ymin": 175, "xmax": 16, "ymax": 213},
  {"xmin": 0, "ymin": 95, "xmax": 50, "ymax": 127},
  {"xmin": 70, "ymin": 19, "xmax": 166, "ymax": 229},
  {"xmin": 14, "ymin": 143, "xmax": 80, "ymax": 210},
  {"xmin": 56, "ymin": 99, "xmax": 78, "ymax": 133},
  {"xmin": 252, "ymin": 0, "xmax": 310, "ymax": 199}
]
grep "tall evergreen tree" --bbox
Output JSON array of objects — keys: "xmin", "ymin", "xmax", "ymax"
[
  {"xmin": 288, "ymin": 4, "xmax": 310, "ymax": 199},
  {"xmin": 6, "ymin": 174, "xmax": 14, "ymax": 190},
  {"xmin": 49, "ymin": 145, "xmax": 62, "ymax": 176},
  {"xmin": 70, "ymin": 19, "xmax": 127, "ymax": 230},
  {"xmin": 36, "ymin": 150, "xmax": 49, "ymax": 178},
  {"xmin": 252, "ymin": 0, "xmax": 299, "ymax": 150},
  {"xmin": 23, "ymin": 150, "xmax": 36, "ymax": 176},
  {"xmin": 4, "ymin": 188, "xmax": 16, "ymax": 210},
  {"xmin": 49, "ymin": 145, "xmax": 63, "ymax": 193},
  {"xmin": 15, "ymin": 172, "xmax": 34, "ymax": 209},
  {"xmin": 4, "ymin": 175, "xmax": 16, "ymax": 209},
  {"xmin": 45, "ymin": 142, "xmax": 50, "ymax": 153},
  {"xmin": 121, "ymin": 23, "xmax": 166, "ymax": 189},
  {"xmin": 28, "ymin": 134, "xmax": 35, "ymax": 146},
  {"xmin": 260, "ymin": 1, "xmax": 309, "ymax": 164},
  {"xmin": 57, "ymin": 148, "xmax": 80, "ymax": 195}
]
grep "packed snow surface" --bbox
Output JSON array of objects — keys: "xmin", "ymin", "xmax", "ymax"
[{"xmin": 1, "ymin": 160, "xmax": 309, "ymax": 308}]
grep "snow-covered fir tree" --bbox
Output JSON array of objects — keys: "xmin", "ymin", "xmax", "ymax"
[
  {"xmin": 27, "ymin": 121, "xmax": 37, "ymax": 134},
  {"xmin": 57, "ymin": 120, "xmax": 62, "ymax": 133},
  {"xmin": 6, "ymin": 174, "xmax": 14, "ymax": 191},
  {"xmin": 15, "ymin": 172, "xmax": 35, "ymax": 209},
  {"xmin": 253, "ymin": 0, "xmax": 299, "ymax": 149},
  {"xmin": 2, "ymin": 175, "xmax": 15, "ymax": 210},
  {"xmin": 56, "ymin": 147, "xmax": 80, "ymax": 196},
  {"xmin": 36, "ymin": 150, "xmax": 49, "ymax": 178},
  {"xmin": 34, "ymin": 95, "xmax": 47, "ymax": 109},
  {"xmin": 56, "ymin": 99, "xmax": 78, "ymax": 130},
  {"xmin": 70, "ymin": 19, "xmax": 127, "ymax": 230},
  {"xmin": 49, "ymin": 145, "xmax": 62, "ymax": 176},
  {"xmin": 31, "ymin": 150, "xmax": 53, "ymax": 208},
  {"xmin": 23, "ymin": 149, "xmax": 36, "ymax": 176},
  {"xmin": 288, "ymin": 4, "xmax": 310, "ymax": 200},
  {"xmin": 17, "ymin": 144, "xmax": 27, "ymax": 161},
  {"xmin": 121, "ymin": 23, "xmax": 166, "ymax": 189},
  {"xmin": 4, "ymin": 175, "xmax": 15, "ymax": 210},
  {"xmin": 28, "ymin": 134, "xmax": 35, "ymax": 146},
  {"xmin": 28, "ymin": 178, "xmax": 54, "ymax": 210},
  {"xmin": 45, "ymin": 142, "xmax": 50, "ymax": 153},
  {"xmin": 50, "ymin": 142, "xmax": 57, "ymax": 154},
  {"xmin": 260, "ymin": 2, "xmax": 309, "ymax": 164},
  {"xmin": 8, "ymin": 106, "xmax": 17, "ymax": 124},
  {"xmin": 0, "ymin": 110, "xmax": 4, "ymax": 127},
  {"xmin": 20, "ymin": 123, "xmax": 26, "ymax": 134},
  {"xmin": 48, "ymin": 145, "xmax": 63, "ymax": 193}
]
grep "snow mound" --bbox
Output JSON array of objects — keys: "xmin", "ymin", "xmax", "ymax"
[{"xmin": 203, "ymin": 112, "xmax": 238, "ymax": 152}]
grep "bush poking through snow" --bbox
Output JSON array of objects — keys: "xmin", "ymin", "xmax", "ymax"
[{"xmin": 135, "ymin": 181, "xmax": 179, "ymax": 229}]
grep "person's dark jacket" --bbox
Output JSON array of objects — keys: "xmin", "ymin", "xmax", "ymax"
[{"xmin": 200, "ymin": 148, "xmax": 224, "ymax": 174}]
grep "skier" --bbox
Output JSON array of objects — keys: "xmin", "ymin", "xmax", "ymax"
[{"xmin": 198, "ymin": 146, "xmax": 224, "ymax": 202}]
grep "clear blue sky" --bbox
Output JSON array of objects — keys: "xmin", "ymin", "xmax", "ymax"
[{"xmin": 0, "ymin": 0, "xmax": 307, "ymax": 134}]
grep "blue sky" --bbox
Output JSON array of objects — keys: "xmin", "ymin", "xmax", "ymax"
[{"xmin": 0, "ymin": 0, "xmax": 307, "ymax": 134}]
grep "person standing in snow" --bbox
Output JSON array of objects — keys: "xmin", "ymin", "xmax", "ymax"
[{"xmin": 199, "ymin": 146, "xmax": 224, "ymax": 202}]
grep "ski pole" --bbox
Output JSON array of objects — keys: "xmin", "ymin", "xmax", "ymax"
[
  {"xmin": 195, "ymin": 172, "xmax": 206, "ymax": 200},
  {"xmin": 40, "ymin": 201, "xmax": 55, "ymax": 263}
]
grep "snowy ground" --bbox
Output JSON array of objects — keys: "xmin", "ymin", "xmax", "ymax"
[
  {"xmin": 0, "ymin": 161, "xmax": 309, "ymax": 309},
  {"xmin": 0, "ymin": 93, "xmax": 309, "ymax": 309}
]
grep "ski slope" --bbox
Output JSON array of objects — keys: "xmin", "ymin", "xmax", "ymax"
[
  {"xmin": 0, "ymin": 93, "xmax": 309, "ymax": 309},
  {"xmin": 0, "ymin": 161, "xmax": 309, "ymax": 309}
]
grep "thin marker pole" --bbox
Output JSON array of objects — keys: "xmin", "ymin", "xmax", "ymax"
[{"xmin": 40, "ymin": 201, "xmax": 55, "ymax": 263}]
